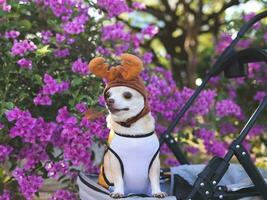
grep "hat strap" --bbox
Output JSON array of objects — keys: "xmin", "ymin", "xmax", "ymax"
[{"xmin": 115, "ymin": 104, "xmax": 150, "ymax": 128}]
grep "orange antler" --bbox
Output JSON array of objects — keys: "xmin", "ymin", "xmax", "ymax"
[
  {"xmin": 88, "ymin": 57, "xmax": 119, "ymax": 81},
  {"xmin": 118, "ymin": 53, "xmax": 143, "ymax": 80},
  {"xmin": 88, "ymin": 54, "xmax": 143, "ymax": 81}
]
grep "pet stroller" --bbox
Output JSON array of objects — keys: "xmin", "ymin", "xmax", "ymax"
[{"xmin": 77, "ymin": 10, "xmax": 267, "ymax": 200}]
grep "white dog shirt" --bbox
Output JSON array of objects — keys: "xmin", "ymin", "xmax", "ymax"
[{"xmin": 103, "ymin": 131, "xmax": 160, "ymax": 196}]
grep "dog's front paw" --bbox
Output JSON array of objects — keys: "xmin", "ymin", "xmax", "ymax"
[
  {"xmin": 110, "ymin": 192, "xmax": 124, "ymax": 199},
  {"xmin": 153, "ymin": 192, "xmax": 168, "ymax": 198}
]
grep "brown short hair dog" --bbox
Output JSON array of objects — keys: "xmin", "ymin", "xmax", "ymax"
[{"xmin": 89, "ymin": 54, "xmax": 167, "ymax": 198}]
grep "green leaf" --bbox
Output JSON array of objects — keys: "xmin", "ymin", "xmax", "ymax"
[
  {"xmin": 3, "ymin": 102, "xmax": 14, "ymax": 110},
  {"xmin": 71, "ymin": 77, "xmax": 83, "ymax": 87},
  {"xmin": 33, "ymin": 74, "xmax": 43, "ymax": 85},
  {"xmin": 36, "ymin": 45, "xmax": 51, "ymax": 56},
  {"xmin": 19, "ymin": 19, "xmax": 32, "ymax": 31}
]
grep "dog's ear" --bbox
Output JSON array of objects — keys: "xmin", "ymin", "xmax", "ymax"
[
  {"xmin": 119, "ymin": 53, "xmax": 143, "ymax": 80},
  {"xmin": 88, "ymin": 57, "xmax": 120, "ymax": 81}
]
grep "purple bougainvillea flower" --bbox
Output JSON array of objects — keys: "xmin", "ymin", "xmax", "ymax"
[
  {"xmin": 55, "ymin": 33, "xmax": 66, "ymax": 43},
  {"xmin": 11, "ymin": 40, "xmax": 37, "ymax": 56},
  {"xmin": 0, "ymin": 190, "xmax": 11, "ymax": 200},
  {"xmin": 215, "ymin": 99, "xmax": 242, "ymax": 118},
  {"xmin": 0, "ymin": 145, "xmax": 13, "ymax": 161},
  {"xmin": 34, "ymin": 94, "xmax": 52, "ymax": 106},
  {"xmin": 5, "ymin": 30, "xmax": 20, "ymax": 39},
  {"xmin": 34, "ymin": 74, "xmax": 69, "ymax": 106},
  {"xmin": 215, "ymin": 33, "xmax": 232, "ymax": 54},
  {"xmin": 41, "ymin": 30, "xmax": 53, "ymax": 44},
  {"xmin": 63, "ymin": 14, "xmax": 89, "ymax": 35},
  {"xmin": 132, "ymin": 2, "xmax": 146, "ymax": 10},
  {"xmin": 50, "ymin": 189, "xmax": 76, "ymax": 200},
  {"xmin": 17, "ymin": 58, "xmax": 32, "ymax": 69},
  {"xmin": 72, "ymin": 58, "xmax": 89, "ymax": 75},
  {"xmin": 101, "ymin": 22, "xmax": 131, "ymax": 42},
  {"xmin": 220, "ymin": 123, "xmax": 237, "ymax": 135},
  {"xmin": 143, "ymin": 52, "xmax": 154, "ymax": 64},
  {"xmin": 141, "ymin": 25, "xmax": 159, "ymax": 39},
  {"xmin": 12, "ymin": 168, "xmax": 43, "ymax": 200},
  {"xmin": 54, "ymin": 48, "xmax": 70, "ymax": 58},
  {"xmin": 0, "ymin": 123, "xmax": 4, "ymax": 129},
  {"xmin": 254, "ymin": 91, "xmax": 266, "ymax": 102},
  {"xmin": 97, "ymin": 0, "xmax": 130, "ymax": 18},
  {"xmin": 75, "ymin": 102, "xmax": 88, "ymax": 113},
  {"xmin": 1, "ymin": 0, "xmax": 11, "ymax": 12},
  {"xmin": 244, "ymin": 12, "xmax": 261, "ymax": 29}
]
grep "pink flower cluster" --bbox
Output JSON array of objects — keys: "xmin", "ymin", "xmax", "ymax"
[
  {"xmin": 20, "ymin": 144, "xmax": 49, "ymax": 170},
  {"xmin": 254, "ymin": 91, "xmax": 266, "ymax": 102},
  {"xmin": 6, "ymin": 107, "xmax": 57, "ymax": 143},
  {"xmin": 11, "ymin": 40, "xmax": 37, "ymax": 56},
  {"xmin": 37, "ymin": 0, "xmax": 90, "ymax": 37},
  {"xmin": 50, "ymin": 189, "xmax": 76, "ymax": 200},
  {"xmin": 0, "ymin": 145, "xmax": 13, "ymax": 161},
  {"xmin": 132, "ymin": 2, "xmax": 146, "ymax": 10},
  {"xmin": 97, "ymin": 0, "xmax": 130, "ymax": 18},
  {"xmin": 0, "ymin": 190, "xmax": 10, "ymax": 200},
  {"xmin": 45, "ymin": 160, "xmax": 69, "ymax": 178},
  {"xmin": 36, "ymin": 0, "xmax": 75, "ymax": 18},
  {"xmin": 101, "ymin": 22, "xmax": 131, "ymax": 42},
  {"xmin": 54, "ymin": 48, "xmax": 70, "ymax": 58},
  {"xmin": 41, "ymin": 30, "xmax": 53, "ymax": 44},
  {"xmin": 99, "ymin": 22, "xmax": 159, "ymax": 56},
  {"xmin": 195, "ymin": 128, "xmax": 226, "ymax": 157},
  {"xmin": 5, "ymin": 30, "xmax": 20, "ymax": 39},
  {"xmin": 63, "ymin": 14, "xmax": 89, "ymax": 35},
  {"xmin": 43, "ymin": 107, "xmax": 102, "ymax": 174},
  {"xmin": 141, "ymin": 25, "xmax": 159, "ymax": 39},
  {"xmin": 13, "ymin": 168, "xmax": 43, "ymax": 200},
  {"xmin": 215, "ymin": 99, "xmax": 242, "ymax": 118},
  {"xmin": 215, "ymin": 33, "xmax": 232, "ymax": 54},
  {"xmin": 17, "ymin": 58, "xmax": 32, "ymax": 69},
  {"xmin": 143, "ymin": 67, "xmax": 217, "ymax": 127},
  {"xmin": 72, "ymin": 58, "xmax": 89, "ymax": 75},
  {"xmin": 75, "ymin": 102, "xmax": 88, "ymax": 113},
  {"xmin": 34, "ymin": 74, "xmax": 70, "ymax": 106},
  {"xmin": 0, "ymin": 0, "xmax": 11, "ymax": 12}
]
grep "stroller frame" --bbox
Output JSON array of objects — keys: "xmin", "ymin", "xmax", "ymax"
[{"xmin": 159, "ymin": 10, "xmax": 267, "ymax": 200}]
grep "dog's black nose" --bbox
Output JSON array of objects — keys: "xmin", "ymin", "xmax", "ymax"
[{"xmin": 107, "ymin": 98, "xmax": 115, "ymax": 105}]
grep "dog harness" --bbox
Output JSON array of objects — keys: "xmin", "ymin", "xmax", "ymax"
[{"xmin": 101, "ymin": 130, "xmax": 160, "ymax": 196}]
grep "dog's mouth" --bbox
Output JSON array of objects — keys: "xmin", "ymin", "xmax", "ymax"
[{"xmin": 108, "ymin": 107, "xmax": 129, "ymax": 114}]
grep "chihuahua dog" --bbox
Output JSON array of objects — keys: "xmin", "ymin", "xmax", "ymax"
[{"xmin": 89, "ymin": 54, "xmax": 167, "ymax": 199}]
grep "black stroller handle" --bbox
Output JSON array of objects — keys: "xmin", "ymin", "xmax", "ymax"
[
  {"xmin": 186, "ymin": 47, "xmax": 267, "ymax": 200},
  {"xmin": 221, "ymin": 48, "xmax": 267, "ymax": 78},
  {"xmin": 235, "ymin": 48, "xmax": 267, "ymax": 63},
  {"xmin": 160, "ymin": 10, "xmax": 267, "ymax": 165},
  {"xmin": 209, "ymin": 10, "xmax": 267, "ymax": 77}
]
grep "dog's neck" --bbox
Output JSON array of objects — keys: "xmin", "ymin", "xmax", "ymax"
[{"xmin": 106, "ymin": 112, "xmax": 155, "ymax": 135}]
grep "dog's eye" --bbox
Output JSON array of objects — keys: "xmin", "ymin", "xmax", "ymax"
[
  {"xmin": 123, "ymin": 92, "xmax": 132, "ymax": 99},
  {"xmin": 105, "ymin": 91, "xmax": 111, "ymax": 99}
]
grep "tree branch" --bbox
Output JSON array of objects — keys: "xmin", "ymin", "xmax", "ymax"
[
  {"xmin": 203, "ymin": 0, "xmax": 241, "ymax": 23},
  {"xmin": 145, "ymin": 5, "xmax": 165, "ymax": 20},
  {"xmin": 180, "ymin": 0, "xmax": 197, "ymax": 16}
]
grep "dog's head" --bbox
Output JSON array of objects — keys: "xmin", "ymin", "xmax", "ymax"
[
  {"xmin": 104, "ymin": 86, "xmax": 144, "ymax": 122},
  {"xmin": 89, "ymin": 53, "xmax": 150, "ymax": 124}
]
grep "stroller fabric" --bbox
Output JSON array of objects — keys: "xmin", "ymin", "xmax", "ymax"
[
  {"xmin": 77, "ymin": 163, "xmax": 267, "ymax": 200},
  {"xmin": 171, "ymin": 164, "xmax": 267, "ymax": 200},
  {"xmin": 77, "ymin": 173, "xmax": 176, "ymax": 200}
]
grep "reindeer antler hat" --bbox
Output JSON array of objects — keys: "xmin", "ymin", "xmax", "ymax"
[{"xmin": 88, "ymin": 53, "xmax": 150, "ymax": 127}]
